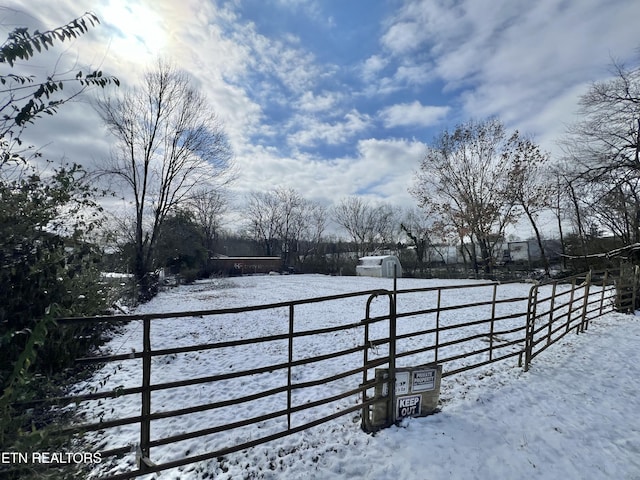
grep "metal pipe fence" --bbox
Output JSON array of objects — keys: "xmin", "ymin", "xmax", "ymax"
[
  {"xmin": 524, "ymin": 269, "xmax": 623, "ymax": 370},
  {"xmin": 6, "ymin": 268, "xmax": 635, "ymax": 479}
]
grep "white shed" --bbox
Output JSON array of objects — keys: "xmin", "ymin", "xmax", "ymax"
[{"xmin": 356, "ymin": 255, "xmax": 402, "ymax": 278}]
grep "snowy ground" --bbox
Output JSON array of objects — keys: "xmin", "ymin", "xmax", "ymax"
[{"xmin": 73, "ymin": 274, "xmax": 640, "ymax": 479}]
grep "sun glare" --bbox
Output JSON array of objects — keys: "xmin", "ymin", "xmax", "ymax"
[{"xmin": 101, "ymin": 0, "xmax": 167, "ymax": 58}]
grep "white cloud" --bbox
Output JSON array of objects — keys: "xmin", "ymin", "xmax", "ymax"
[
  {"xmin": 246, "ymin": 33, "xmax": 321, "ymax": 94},
  {"xmin": 336, "ymin": 137, "xmax": 426, "ymax": 206},
  {"xmin": 274, "ymin": 0, "xmax": 326, "ymax": 26},
  {"xmin": 450, "ymin": 0, "xmax": 640, "ymax": 134},
  {"xmin": 361, "ymin": 54, "xmax": 388, "ymax": 80},
  {"xmin": 378, "ymin": 0, "xmax": 640, "ymax": 155},
  {"xmin": 381, "ymin": 20, "xmax": 428, "ymax": 55},
  {"xmin": 148, "ymin": 1, "xmax": 269, "ymax": 149},
  {"xmin": 100, "ymin": 0, "xmax": 168, "ymax": 59},
  {"xmin": 288, "ymin": 110, "xmax": 372, "ymax": 148},
  {"xmin": 233, "ymin": 137, "xmax": 426, "ymax": 217},
  {"xmin": 379, "ymin": 101, "xmax": 450, "ymax": 128},
  {"xmin": 296, "ymin": 91, "xmax": 341, "ymax": 113},
  {"xmin": 393, "ymin": 63, "xmax": 433, "ymax": 85}
]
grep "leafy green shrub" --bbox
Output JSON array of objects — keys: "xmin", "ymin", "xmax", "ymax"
[
  {"xmin": 0, "ymin": 11, "xmax": 119, "ymax": 477},
  {"xmin": 0, "ymin": 164, "xmax": 118, "ymax": 464}
]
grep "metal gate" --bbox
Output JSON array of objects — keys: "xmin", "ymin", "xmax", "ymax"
[{"xmin": 361, "ymin": 290, "xmax": 396, "ymax": 432}]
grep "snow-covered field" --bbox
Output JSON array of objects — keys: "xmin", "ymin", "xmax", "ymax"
[{"xmin": 75, "ymin": 274, "xmax": 640, "ymax": 479}]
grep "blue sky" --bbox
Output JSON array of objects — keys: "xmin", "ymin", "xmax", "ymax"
[{"xmin": 4, "ymin": 0, "xmax": 640, "ymax": 238}]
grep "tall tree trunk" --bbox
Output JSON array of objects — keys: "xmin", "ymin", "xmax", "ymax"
[
  {"xmin": 556, "ymin": 178, "xmax": 567, "ymax": 270},
  {"xmin": 523, "ymin": 206, "xmax": 551, "ymax": 276},
  {"xmin": 134, "ymin": 234, "xmax": 157, "ymax": 302},
  {"xmin": 567, "ymin": 182, "xmax": 589, "ymax": 271},
  {"xmin": 468, "ymin": 239, "xmax": 479, "ymax": 275},
  {"xmin": 479, "ymin": 239, "xmax": 492, "ymax": 274}
]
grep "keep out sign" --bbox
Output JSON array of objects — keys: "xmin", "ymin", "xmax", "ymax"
[{"xmin": 397, "ymin": 395, "xmax": 421, "ymax": 419}]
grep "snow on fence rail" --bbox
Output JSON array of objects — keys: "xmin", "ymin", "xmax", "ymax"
[{"xmin": 6, "ymin": 269, "xmax": 634, "ymax": 479}]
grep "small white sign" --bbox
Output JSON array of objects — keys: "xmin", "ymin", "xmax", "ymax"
[
  {"xmin": 397, "ymin": 395, "xmax": 421, "ymax": 419},
  {"xmin": 412, "ymin": 369, "xmax": 436, "ymax": 392},
  {"xmin": 395, "ymin": 371, "xmax": 410, "ymax": 395}
]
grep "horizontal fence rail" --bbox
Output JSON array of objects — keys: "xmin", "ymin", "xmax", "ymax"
[
  {"xmin": 18, "ymin": 289, "xmax": 395, "ymax": 480},
  {"xmin": 392, "ymin": 281, "xmax": 530, "ymax": 377},
  {"xmin": 524, "ymin": 269, "xmax": 624, "ymax": 370},
  {"xmin": 6, "ymin": 268, "xmax": 636, "ymax": 479}
]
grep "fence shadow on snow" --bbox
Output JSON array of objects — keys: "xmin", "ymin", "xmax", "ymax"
[{"xmin": 7, "ymin": 268, "xmax": 636, "ymax": 479}]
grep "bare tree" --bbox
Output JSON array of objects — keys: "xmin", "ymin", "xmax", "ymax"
[
  {"xmin": 296, "ymin": 201, "xmax": 328, "ymax": 266},
  {"xmin": 333, "ymin": 197, "xmax": 397, "ymax": 257},
  {"xmin": 549, "ymin": 165, "xmax": 607, "ymax": 271},
  {"xmin": 280, "ymin": 191, "xmax": 327, "ymax": 267},
  {"xmin": 562, "ymin": 58, "xmax": 640, "ymax": 246},
  {"xmin": 506, "ymin": 134, "xmax": 554, "ymax": 275},
  {"xmin": 246, "ymin": 190, "xmax": 284, "ymax": 258},
  {"xmin": 565, "ymin": 176, "xmax": 594, "ymax": 271},
  {"xmin": 189, "ymin": 189, "xmax": 227, "ymax": 273},
  {"xmin": 591, "ymin": 176, "xmax": 640, "ymax": 244},
  {"xmin": 410, "ymin": 118, "xmax": 518, "ymax": 274},
  {"xmin": 333, "ymin": 197, "xmax": 368, "ymax": 257},
  {"xmin": 276, "ymin": 188, "xmax": 304, "ymax": 267},
  {"xmin": 564, "ymin": 60, "xmax": 640, "ymax": 180},
  {"xmin": 371, "ymin": 203, "xmax": 400, "ymax": 249},
  {"xmin": 400, "ymin": 206, "xmax": 446, "ymax": 274},
  {"xmin": 96, "ymin": 60, "xmax": 232, "ymax": 300},
  {"xmin": 245, "ymin": 187, "xmax": 327, "ymax": 268}
]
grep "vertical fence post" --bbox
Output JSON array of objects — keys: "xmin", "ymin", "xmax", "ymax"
[
  {"xmin": 138, "ymin": 317, "xmax": 152, "ymax": 471},
  {"xmin": 287, "ymin": 304, "xmax": 294, "ymax": 431},
  {"xmin": 387, "ymin": 292, "xmax": 396, "ymax": 425},
  {"xmin": 524, "ymin": 284, "xmax": 538, "ymax": 372},
  {"xmin": 580, "ymin": 271, "xmax": 592, "ymax": 332},
  {"xmin": 393, "ymin": 264, "xmax": 397, "ymax": 311},
  {"xmin": 632, "ymin": 265, "xmax": 640, "ymax": 313},
  {"xmin": 361, "ymin": 300, "xmax": 370, "ymax": 432},
  {"xmin": 489, "ymin": 283, "xmax": 497, "ymax": 361},
  {"xmin": 435, "ymin": 289, "xmax": 441, "ymax": 364}
]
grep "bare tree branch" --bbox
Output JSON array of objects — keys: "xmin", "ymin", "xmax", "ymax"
[{"xmin": 95, "ymin": 59, "xmax": 233, "ymax": 300}]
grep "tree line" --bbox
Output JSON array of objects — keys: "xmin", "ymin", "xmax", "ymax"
[{"xmin": 99, "ymin": 59, "xmax": 640, "ymax": 287}]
